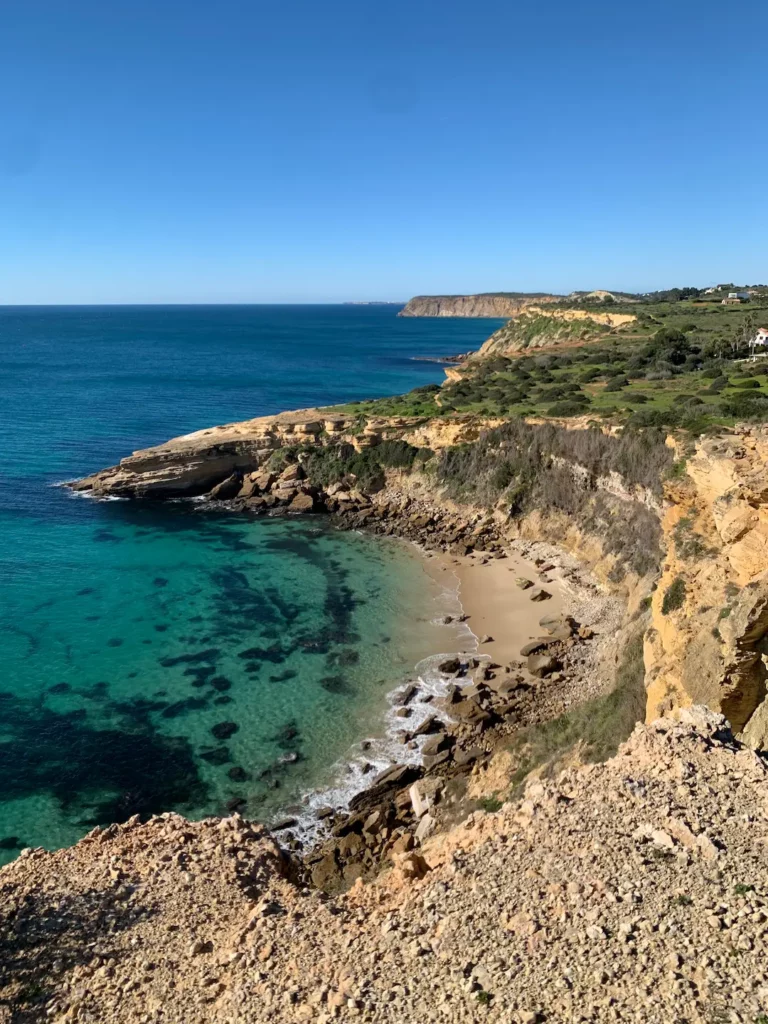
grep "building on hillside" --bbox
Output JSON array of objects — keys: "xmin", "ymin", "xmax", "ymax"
[
  {"xmin": 722, "ymin": 296, "xmax": 742, "ymax": 304},
  {"xmin": 748, "ymin": 328, "xmax": 768, "ymax": 361}
]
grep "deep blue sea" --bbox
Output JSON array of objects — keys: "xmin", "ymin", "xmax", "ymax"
[{"xmin": 0, "ymin": 305, "xmax": 502, "ymax": 859}]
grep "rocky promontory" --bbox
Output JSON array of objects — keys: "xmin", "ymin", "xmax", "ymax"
[{"xmin": 398, "ymin": 293, "xmax": 562, "ymax": 318}]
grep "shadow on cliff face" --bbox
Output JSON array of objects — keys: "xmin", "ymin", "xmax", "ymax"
[
  {"xmin": 0, "ymin": 882, "xmax": 149, "ymax": 1022},
  {"xmin": 0, "ymin": 691, "xmax": 206, "ymax": 835}
]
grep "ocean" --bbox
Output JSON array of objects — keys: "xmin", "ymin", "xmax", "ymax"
[{"xmin": 0, "ymin": 304, "xmax": 502, "ymax": 860}]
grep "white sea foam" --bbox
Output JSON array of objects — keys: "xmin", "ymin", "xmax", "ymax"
[{"xmin": 286, "ymin": 559, "xmax": 480, "ymax": 846}]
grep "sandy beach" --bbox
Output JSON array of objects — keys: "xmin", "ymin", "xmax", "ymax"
[{"xmin": 424, "ymin": 546, "xmax": 567, "ymax": 667}]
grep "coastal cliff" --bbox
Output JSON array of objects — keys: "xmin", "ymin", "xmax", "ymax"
[
  {"xmin": 16, "ymin": 306, "xmax": 768, "ymax": 1021},
  {"xmin": 70, "ymin": 404, "xmax": 768, "ymax": 751},
  {"xmin": 398, "ymin": 293, "xmax": 562, "ymax": 318}
]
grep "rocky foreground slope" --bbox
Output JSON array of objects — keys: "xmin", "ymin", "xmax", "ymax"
[{"xmin": 2, "ymin": 707, "xmax": 767, "ymax": 1023}]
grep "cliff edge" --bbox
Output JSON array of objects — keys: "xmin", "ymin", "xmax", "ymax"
[{"xmin": 3, "ymin": 707, "xmax": 767, "ymax": 1023}]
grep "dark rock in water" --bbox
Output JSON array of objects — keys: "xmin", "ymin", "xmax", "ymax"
[
  {"xmin": 161, "ymin": 697, "xmax": 208, "ymax": 719},
  {"xmin": 394, "ymin": 684, "xmax": 417, "ymax": 706},
  {"xmin": 48, "ymin": 683, "xmax": 70, "ymax": 695},
  {"xmin": 326, "ymin": 648, "xmax": 360, "ymax": 668},
  {"xmin": 153, "ymin": 577, "xmax": 169, "ymax": 588},
  {"xmin": 438, "ymin": 658, "xmax": 462, "ymax": 675},
  {"xmin": 273, "ymin": 723, "xmax": 299, "ymax": 746},
  {"xmin": 200, "ymin": 747, "xmax": 230, "ymax": 765},
  {"xmin": 269, "ymin": 669, "xmax": 298, "ymax": 683},
  {"xmin": 225, "ymin": 796, "xmax": 246, "ymax": 812},
  {"xmin": 228, "ymin": 766, "xmax": 249, "ymax": 782},
  {"xmin": 76, "ymin": 587, "xmax": 95, "ymax": 596},
  {"xmin": 214, "ymin": 695, "xmax": 233, "ymax": 706},
  {"xmin": 0, "ymin": 836, "xmax": 20, "ymax": 850},
  {"xmin": 210, "ymin": 676, "xmax": 232, "ymax": 692},
  {"xmin": 107, "ymin": 638, "xmax": 124, "ymax": 648},
  {"xmin": 211, "ymin": 721, "xmax": 238, "ymax": 740},
  {"xmin": 159, "ymin": 648, "xmax": 220, "ymax": 668},
  {"xmin": 271, "ymin": 817, "xmax": 298, "ymax": 831},
  {"xmin": 316, "ymin": 805, "xmax": 334, "ymax": 820},
  {"xmin": 154, "ymin": 624, "xmax": 169, "ymax": 633},
  {"xmin": 238, "ymin": 644, "xmax": 285, "ymax": 664},
  {"xmin": 319, "ymin": 675, "xmax": 349, "ymax": 694}
]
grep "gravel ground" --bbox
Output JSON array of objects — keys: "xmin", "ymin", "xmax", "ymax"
[{"xmin": 1, "ymin": 707, "xmax": 767, "ymax": 1024}]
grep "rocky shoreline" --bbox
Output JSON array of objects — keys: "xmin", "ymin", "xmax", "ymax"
[
  {"xmin": 70, "ymin": 450, "xmax": 624, "ymax": 894},
  {"xmin": 296, "ymin": 594, "xmax": 603, "ymax": 892},
  {"xmin": 194, "ymin": 477, "xmax": 620, "ymax": 894}
]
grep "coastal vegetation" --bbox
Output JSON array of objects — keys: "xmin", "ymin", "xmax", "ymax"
[{"xmin": 332, "ymin": 293, "xmax": 768, "ymax": 434}]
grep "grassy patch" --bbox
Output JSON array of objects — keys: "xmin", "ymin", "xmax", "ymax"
[
  {"xmin": 661, "ymin": 577, "xmax": 687, "ymax": 615},
  {"xmin": 504, "ymin": 625, "xmax": 647, "ymax": 794}
]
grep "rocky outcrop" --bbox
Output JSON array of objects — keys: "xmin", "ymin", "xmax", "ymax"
[
  {"xmin": 398, "ymin": 293, "xmax": 562, "ymax": 318},
  {"xmin": 646, "ymin": 428, "xmax": 768, "ymax": 736},
  {"xmin": 3, "ymin": 708, "xmax": 768, "ymax": 1023},
  {"xmin": 469, "ymin": 306, "xmax": 637, "ymax": 359}
]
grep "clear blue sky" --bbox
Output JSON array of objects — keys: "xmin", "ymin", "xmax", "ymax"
[{"xmin": 2, "ymin": 0, "xmax": 766, "ymax": 303}]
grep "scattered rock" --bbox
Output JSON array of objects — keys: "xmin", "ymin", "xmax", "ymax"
[{"xmin": 526, "ymin": 654, "xmax": 560, "ymax": 678}]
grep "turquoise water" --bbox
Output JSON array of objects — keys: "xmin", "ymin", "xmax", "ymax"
[{"xmin": 0, "ymin": 305, "xmax": 501, "ymax": 858}]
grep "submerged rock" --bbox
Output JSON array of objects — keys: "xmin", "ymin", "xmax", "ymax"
[{"xmin": 211, "ymin": 721, "xmax": 238, "ymax": 740}]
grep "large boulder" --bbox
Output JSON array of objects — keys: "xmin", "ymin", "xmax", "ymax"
[
  {"xmin": 527, "ymin": 653, "xmax": 560, "ymax": 678},
  {"xmin": 209, "ymin": 473, "xmax": 242, "ymax": 500},
  {"xmin": 238, "ymin": 477, "xmax": 260, "ymax": 499},
  {"xmin": 289, "ymin": 492, "xmax": 316, "ymax": 513},
  {"xmin": 279, "ymin": 463, "xmax": 305, "ymax": 483},
  {"xmin": 520, "ymin": 638, "xmax": 553, "ymax": 657}
]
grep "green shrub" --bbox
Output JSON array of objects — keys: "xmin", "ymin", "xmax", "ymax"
[
  {"xmin": 628, "ymin": 407, "xmax": 681, "ymax": 428},
  {"xmin": 732, "ymin": 378, "xmax": 760, "ymax": 389},
  {"xmin": 662, "ymin": 577, "xmax": 686, "ymax": 614},
  {"xmin": 719, "ymin": 391, "xmax": 768, "ymax": 418},
  {"xmin": 547, "ymin": 400, "xmax": 591, "ymax": 417}
]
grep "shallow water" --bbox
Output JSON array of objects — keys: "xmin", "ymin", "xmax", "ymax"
[{"xmin": 0, "ymin": 305, "xmax": 500, "ymax": 860}]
